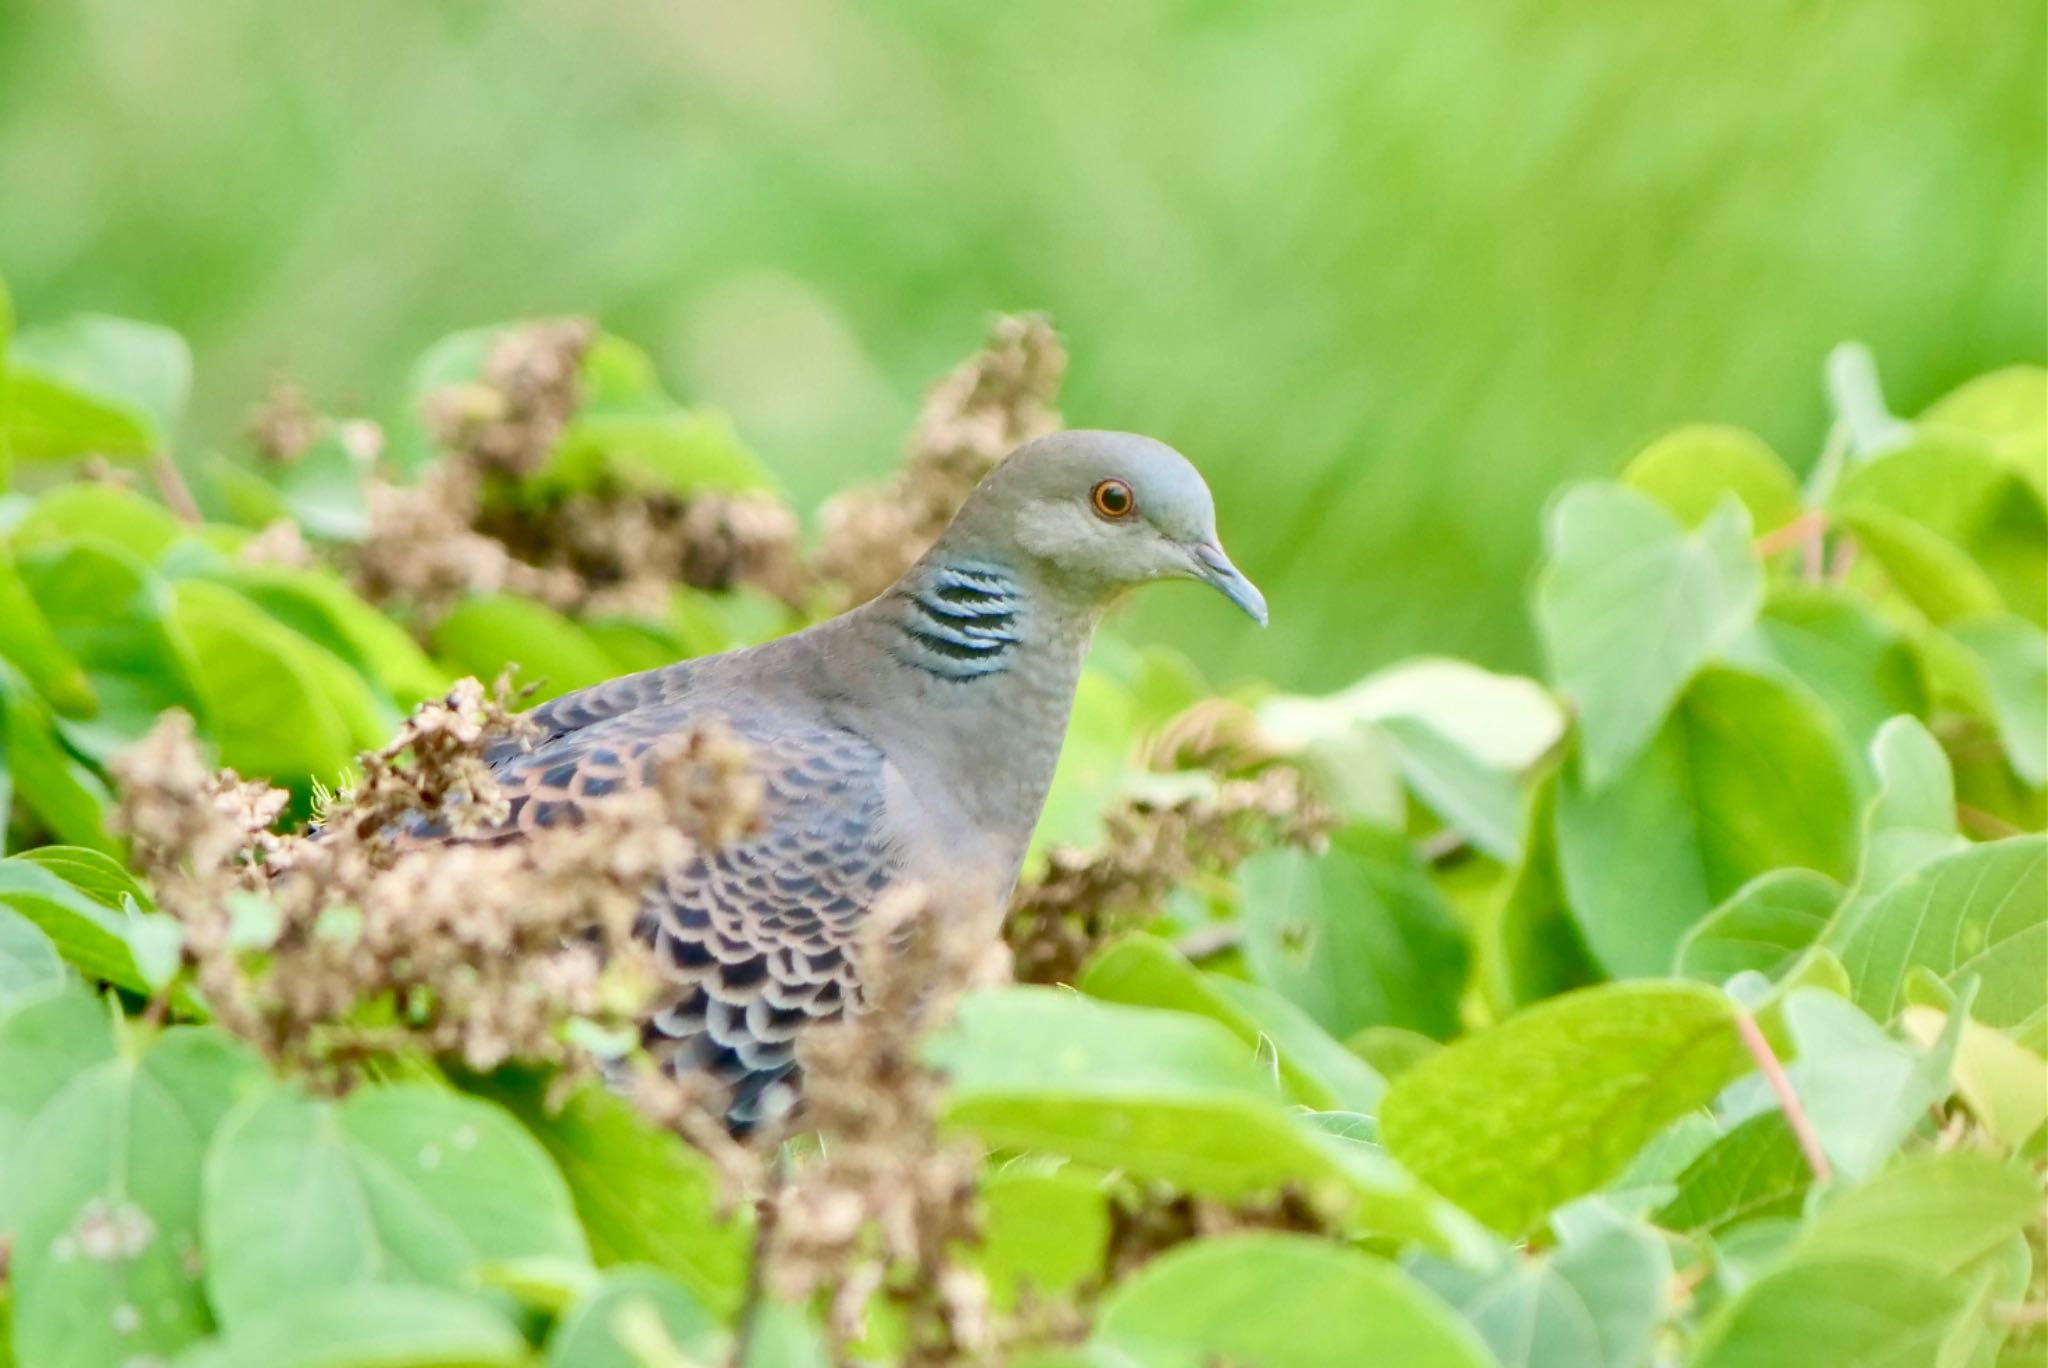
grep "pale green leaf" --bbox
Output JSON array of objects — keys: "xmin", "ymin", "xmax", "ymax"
[
  {"xmin": 4, "ymin": 315, "xmax": 190, "ymax": 459},
  {"xmin": 1077, "ymin": 933, "xmax": 1384, "ymax": 1113},
  {"xmin": 171, "ymin": 1284, "xmax": 527, "ymax": 1368},
  {"xmin": 0, "ymin": 904, "xmax": 62, "ymax": 1008},
  {"xmin": 930, "ymin": 987, "xmax": 1491, "ymax": 1258},
  {"xmin": 1237, "ymin": 826, "xmax": 1468, "ymax": 1039},
  {"xmin": 1535, "ymin": 484, "xmax": 1760, "ymax": 786},
  {"xmin": 8, "ymin": 1028, "xmax": 263, "ymax": 1368},
  {"xmin": 1692, "ymin": 1253, "xmax": 1972, "ymax": 1368},
  {"xmin": 433, "ymin": 594, "xmax": 621, "ymax": 705},
  {"xmin": 1777, "ymin": 987, "xmax": 1964, "ymax": 1181},
  {"xmin": 1949, "ymin": 616, "xmax": 2047, "ymax": 787},
  {"xmin": 1380, "ymin": 981, "xmax": 1751, "ymax": 1234},
  {"xmin": 1557, "ymin": 666, "xmax": 1860, "ymax": 977},
  {"xmin": 202, "ymin": 1083, "xmax": 591, "ymax": 1326},
  {"xmin": 0, "ymin": 544, "xmax": 96, "ymax": 715},
  {"xmin": 1622, "ymin": 424, "xmax": 1803, "ymax": 533},
  {"xmin": 1652, "ymin": 1111, "xmax": 1811, "ymax": 1237},
  {"xmin": 1800, "ymin": 1151, "xmax": 2040, "ymax": 1277},
  {"xmin": 1091, "ymin": 1234, "xmax": 1494, "ymax": 1368},
  {"xmin": 1832, "ymin": 836, "xmax": 2046, "ymax": 1039},
  {"xmin": 1900, "ymin": 1006, "xmax": 2048, "ymax": 1148},
  {"xmin": 545, "ymin": 1267, "xmax": 726, "ymax": 1368},
  {"xmin": 1678, "ymin": 869, "xmax": 1843, "ymax": 984},
  {"xmin": 472, "ymin": 1072, "xmax": 751, "ymax": 1318}
]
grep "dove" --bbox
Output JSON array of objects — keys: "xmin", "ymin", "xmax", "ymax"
[{"xmin": 462, "ymin": 429, "xmax": 1264, "ymax": 1122}]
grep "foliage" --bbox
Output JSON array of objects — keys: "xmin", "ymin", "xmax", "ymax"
[{"xmin": 0, "ymin": 293, "xmax": 2043, "ymax": 1366}]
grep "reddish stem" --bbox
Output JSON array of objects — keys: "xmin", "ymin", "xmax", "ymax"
[{"xmin": 1736, "ymin": 1011, "xmax": 1833, "ymax": 1183}]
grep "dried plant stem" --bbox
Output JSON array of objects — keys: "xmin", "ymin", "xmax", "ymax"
[
  {"xmin": 731, "ymin": 1151, "xmax": 788, "ymax": 1368},
  {"xmin": 150, "ymin": 451, "xmax": 203, "ymax": 523},
  {"xmin": 1735, "ymin": 1011, "xmax": 1832, "ymax": 1183},
  {"xmin": 1752, "ymin": 510, "xmax": 1826, "ymax": 562}
]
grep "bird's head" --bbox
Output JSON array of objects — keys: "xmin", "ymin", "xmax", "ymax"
[{"xmin": 954, "ymin": 429, "xmax": 1267, "ymax": 625}]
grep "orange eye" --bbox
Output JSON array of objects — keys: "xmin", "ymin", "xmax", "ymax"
[{"xmin": 1091, "ymin": 478, "xmax": 1136, "ymax": 520}]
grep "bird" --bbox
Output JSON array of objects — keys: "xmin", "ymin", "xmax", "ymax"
[{"xmin": 458, "ymin": 429, "xmax": 1264, "ymax": 1123}]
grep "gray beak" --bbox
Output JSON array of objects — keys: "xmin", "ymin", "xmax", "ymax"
[{"xmin": 1190, "ymin": 542, "xmax": 1268, "ymax": 627}]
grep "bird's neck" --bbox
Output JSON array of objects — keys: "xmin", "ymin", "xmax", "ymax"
[{"xmin": 856, "ymin": 548, "xmax": 1100, "ymax": 864}]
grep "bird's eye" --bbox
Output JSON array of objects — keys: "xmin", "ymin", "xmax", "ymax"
[{"xmin": 1091, "ymin": 478, "xmax": 1136, "ymax": 520}]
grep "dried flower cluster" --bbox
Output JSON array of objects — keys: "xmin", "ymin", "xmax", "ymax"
[
  {"xmin": 762, "ymin": 885, "xmax": 1012, "ymax": 1363},
  {"xmin": 333, "ymin": 318, "xmax": 809, "ymax": 626},
  {"xmin": 477, "ymin": 484, "xmax": 807, "ymax": 622},
  {"xmin": 1008, "ymin": 765, "xmax": 1334, "ymax": 985},
  {"xmin": 111, "ymin": 679, "xmax": 762, "ymax": 1087},
  {"xmin": 815, "ymin": 314, "xmax": 1065, "ymax": 605}
]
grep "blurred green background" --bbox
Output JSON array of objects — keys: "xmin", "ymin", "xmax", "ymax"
[{"xmin": 2, "ymin": 0, "xmax": 2041, "ymax": 687}]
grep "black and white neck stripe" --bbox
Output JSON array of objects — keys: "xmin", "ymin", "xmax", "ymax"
[{"xmin": 890, "ymin": 560, "xmax": 1024, "ymax": 681}]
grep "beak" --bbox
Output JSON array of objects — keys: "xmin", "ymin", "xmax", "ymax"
[{"xmin": 1189, "ymin": 542, "xmax": 1268, "ymax": 627}]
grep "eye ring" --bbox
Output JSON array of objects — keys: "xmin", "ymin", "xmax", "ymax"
[{"xmin": 1091, "ymin": 477, "xmax": 1137, "ymax": 521}]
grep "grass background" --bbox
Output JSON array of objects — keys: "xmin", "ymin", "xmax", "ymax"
[{"xmin": 1, "ymin": 0, "xmax": 2040, "ymax": 685}]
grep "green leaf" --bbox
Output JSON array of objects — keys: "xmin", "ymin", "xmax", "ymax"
[
  {"xmin": 1949, "ymin": 615, "xmax": 2048, "ymax": 787},
  {"xmin": 0, "ymin": 544, "xmax": 96, "ymax": 715},
  {"xmin": 1776, "ymin": 987, "xmax": 1964, "ymax": 1181},
  {"xmin": 1346, "ymin": 1025, "xmax": 1441, "ymax": 1081},
  {"xmin": 9, "ymin": 483, "xmax": 188, "ymax": 563},
  {"xmin": 1831, "ymin": 836, "xmax": 2046, "ymax": 1039},
  {"xmin": 545, "ymin": 1267, "xmax": 726, "ymax": 1368},
  {"xmin": 1207, "ymin": 976, "xmax": 1389, "ymax": 1116},
  {"xmin": 433, "ymin": 595, "xmax": 620, "ymax": 705},
  {"xmin": 0, "ymin": 664, "xmax": 115, "ymax": 852},
  {"xmin": 0, "ymin": 984, "xmax": 116, "ymax": 1211},
  {"xmin": 1852, "ymin": 716, "xmax": 1966, "ymax": 901},
  {"xmin": 0, "ymin": 853, "xmax": 158, "ymax": 993},
  {"xmin": 201, "ymin": 1083, "xmax": 591, "ymax": 1326},
  {"xmin": 4, "ymin": 315, "xmax": 190, "ymax": 460},
  {"xmin": 1329, "ymin": 656, "xmax": 1568, "ymax": 773},
  {"xmin": 1691, "ymin": 1253, "xmax": 1973, "ymax": 1368},
  {"xmin": 275, "ymin": 433, "xmax": 373, "ymax": 541},
  {"xmin": 14, "ymin": 536, "xmax": 205, "ymax": 762},
  {"xmin": 209, "ymin": 563, "xmax": 446, "ymax": 708},
  {"xmin": 16, "ymin": 843, "xmax": 158, "ymax": 914},
  {"xmin": 1077, "ymin": 934, "xmax": 1384, "ymax": 1113},
  {"xmin": 1677, "ymin": 869, "xmax": 1843, "ymax": 984},
  {"xmin": 539, "ymin": 409, "xmax": 775, "ymax": 500},
  {"xmin": 1900, "ymin": 1006, "xmax": 2048, "ymax": 1148},
  {"xmin": 978, "ymin": 1168, "xmax": 1110, "ymax": 1306},
  {"xmin": 1380, "ymin": 981, "xmax": 1751, "ymax": 1234},
  {"xmin": 1380, "ymin": 715, "xmax": 1523, "ymax": 861},
  {"xmin": 1622, "ymin": 424, "xmax": 1803, "ymax": 533},
  {"xmin": 171, "ymin": 1284, "xmax": 528, "ymax": 1368},
  {"xmin": 1557, "ymin": 666, "xmax": 1860, "ymax": 977},
  {"xmin": 1835, "ymin": 503, "xmax": 2005, "ymax": 624},
  {"xmin": 469, "ymin": 1072, "xmax": 750, "ymax": 1318},
  {"xmin": 1237, "ymin": 826, "xmax": 1468, "ymax": 1039},
  {"xmin": 930, "ymin": 987, "xmax": 1491, "ymax": 1258},
  {"xmin": 1742, "ymin": 585, "xmax": 1927, "ymax": 759},
  {"xmin": 1090, "ymin": 1234, "xmax": 1494, "ymax": 1368},
  {"xmin": 173, "ymin": 579, "xmax": 382, "ymax": 788},
  {"xmin": 1535, "ymin": 484, "xmax": 1761, "ymax": 786},
  {"xmin": 1410, "ymin": 1205, "xmax": 1671, "ymax": 1368},
  {"xmin": 1476, "ymin": 771, "xmax": 1598, "ymax": 1013},
  {"xmin": 1652, "ymin": 1110, "xmax": 1811, "ymax": 1236},
  {"xmin": 1921, "ymin": 366, "xmax": 2048, "ymax": 498},
  {"xmin": 0, "ymin": 903, "xmax": 62, "ymax": 1007},
  {"xmin": 8, "ymin": 1028, "xmax": 263, "ymax": 1368},
  {"xmin": 1800, "ymin": 1151, "xmax": 2040, "ymax": 1276}
]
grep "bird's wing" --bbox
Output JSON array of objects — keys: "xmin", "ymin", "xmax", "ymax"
[{"xmin": 460, "ymin": 681, "xmax": 901, "ymax": 1124}]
